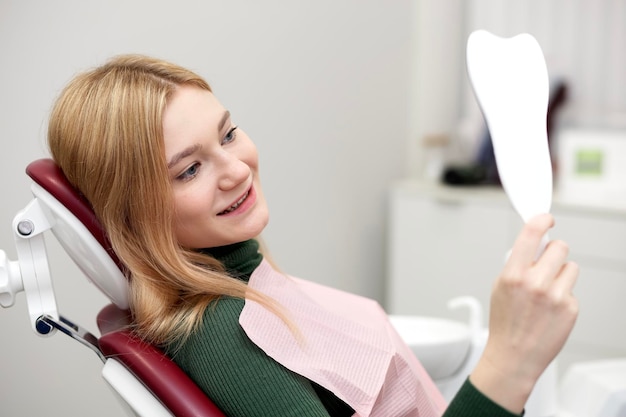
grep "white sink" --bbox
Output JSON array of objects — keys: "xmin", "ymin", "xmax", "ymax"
[{"xmin": 389, "ymin": 315, "xmax": 472, "ymax": 380}]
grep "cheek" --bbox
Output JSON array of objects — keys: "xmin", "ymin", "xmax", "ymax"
[
  {"xmin": 243, "ymin": 144, "xmax": 260, "ymax": 172},
  {"xmin": 236, "ymin": 132, "xmax": 259, "ymax": 169},
  {"xmin": 173, "ymin": 187, "xmax": 212, "ymax": 224}
]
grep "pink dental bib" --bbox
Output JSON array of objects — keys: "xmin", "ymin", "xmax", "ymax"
[{"xmin": 239, "ymin": 260, "xmax": 446, "ymax": 417}]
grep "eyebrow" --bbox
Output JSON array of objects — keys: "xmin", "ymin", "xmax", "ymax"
[
  {"xmin": 166, "ymin": 111, "xmax": 232, "ymax": 169},
  {"xmin": 218, "ymin": 110, "xmax": 231, "ymax": 132},
  {"xmin": 167, "ymin": 143, "xmax": 202, "ymax": 169}
]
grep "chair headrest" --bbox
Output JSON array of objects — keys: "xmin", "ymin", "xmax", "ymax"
[
  {"xmin": 26, "ymin": 159, "xmax": 120, "ymax": 263},
  {"xmin": 25, "ymin": 158, "xmax": 129, "ymax": 308}
]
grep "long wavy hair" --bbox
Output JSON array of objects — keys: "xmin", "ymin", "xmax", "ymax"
[{"xmin": 47, "ymin": 54, "xmax": 281, "ymax": 346}]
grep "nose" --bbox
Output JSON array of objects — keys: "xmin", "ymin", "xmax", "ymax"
[{"xmin": 216, "ymin": 151, "xmax": 250, "ymax": 191}]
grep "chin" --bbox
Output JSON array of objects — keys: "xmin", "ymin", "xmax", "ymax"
[{"xmin": 245, "ymin": 214, "xmax": 270, "ymax": 240}]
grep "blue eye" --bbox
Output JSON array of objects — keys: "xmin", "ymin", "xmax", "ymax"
[
  {"xmin": 222, "ymin": 126, "xmax": 238, "ymax": 145},
  {"xmin": 177, "ymin": 162, "xmax": 200, "ymax": 181}
]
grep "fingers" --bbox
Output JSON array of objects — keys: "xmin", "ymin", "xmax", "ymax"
[
  {"xmin": 505, "ymin": 213, "xmax": 554, "ymax": 273},
  {"xmin": 504, "ymin": 216, "xmax": 579, "ymax": 308},
  {"xmin": 532, "ymin": 239, "xmax": 570, "ymax": 286},
  {"xmin": 551, "ymin": 261, "xmax": 579, "ymax": 296}
]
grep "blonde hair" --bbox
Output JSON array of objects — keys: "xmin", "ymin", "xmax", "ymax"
[{"xmin": 48, "ymin": 54, "xmax": 281, "ymax": 345}]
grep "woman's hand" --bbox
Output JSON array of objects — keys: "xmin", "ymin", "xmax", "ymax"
[{"xmin": 469, "ymin": 213, "xmax": 579, "ymax": 414}]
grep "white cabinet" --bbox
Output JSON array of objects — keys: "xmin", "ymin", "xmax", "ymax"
[{"xmin": 386, "ymin": 180, "xmax": 626, "ymax": 365}]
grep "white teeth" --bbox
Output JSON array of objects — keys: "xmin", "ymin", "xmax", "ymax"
[{"xmin": 220, "ymin": 191, "xmax": 249, "ymax": 214}]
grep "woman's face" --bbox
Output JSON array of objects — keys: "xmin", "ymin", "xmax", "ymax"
[{"xmin": 162, "ymin": 85, "xmax": 269, "ymax": 249}]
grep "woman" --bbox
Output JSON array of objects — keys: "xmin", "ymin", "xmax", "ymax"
[{"xmin": 47, "ymin": 54, "xmax": 579, "ymax": 417}]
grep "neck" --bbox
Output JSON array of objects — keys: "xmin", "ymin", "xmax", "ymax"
[{"xmin": 200, "ymin": 239, "xmax": 262, "ymax": 280}]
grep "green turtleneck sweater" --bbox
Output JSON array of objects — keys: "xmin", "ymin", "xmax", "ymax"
[{"xmin": 165, "ymin": 239, "xmax": 522, "ymax": 417}]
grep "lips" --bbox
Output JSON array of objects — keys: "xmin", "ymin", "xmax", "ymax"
[{"xmin": 218, "ymin": 189, "xmax": 250, "ymax": 215}]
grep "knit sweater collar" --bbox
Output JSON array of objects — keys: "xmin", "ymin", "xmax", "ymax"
[{"xmin": 199, "ymin": 239, "xmax": 263, "ymax": 280}]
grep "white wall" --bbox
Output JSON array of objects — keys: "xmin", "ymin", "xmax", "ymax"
[
  {"xmin": 0, "ymin": 1, "xmax": 415, "ymax": 415},
  {"xmin": 406, "ymin": 0, "xmax": 466, "ymax": 177}
]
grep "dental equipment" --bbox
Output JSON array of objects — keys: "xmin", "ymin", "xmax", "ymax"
[
  {"xmin": 466, "ymin": 30, "xmax": 552, "ymax": 253},
  {"xmin": 0, "ymin": 158, "xmax": 225, "ymax": 417}
]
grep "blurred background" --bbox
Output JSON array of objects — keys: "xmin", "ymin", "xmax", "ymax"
[{"xmin": 0, "ymin": 1, "xmax": 624, "ymax": 416}]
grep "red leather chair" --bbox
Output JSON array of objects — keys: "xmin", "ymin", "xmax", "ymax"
[
  {"xmin": 97, "ymin": 304, "xmax": 225, "ymax": 417},
  {"xmin": 1, "ymin": 158, "xmax": 225, "ymax": 417}
]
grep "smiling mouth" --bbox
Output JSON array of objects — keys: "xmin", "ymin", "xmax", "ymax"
[{"xmin": 218, "ymin": 190, "xmax": 250, "ymax": 215}]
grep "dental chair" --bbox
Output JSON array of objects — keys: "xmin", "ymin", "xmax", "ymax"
[{"xmin": 0, "ymin": 158, "xmax": 225, "ymax": 417}]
